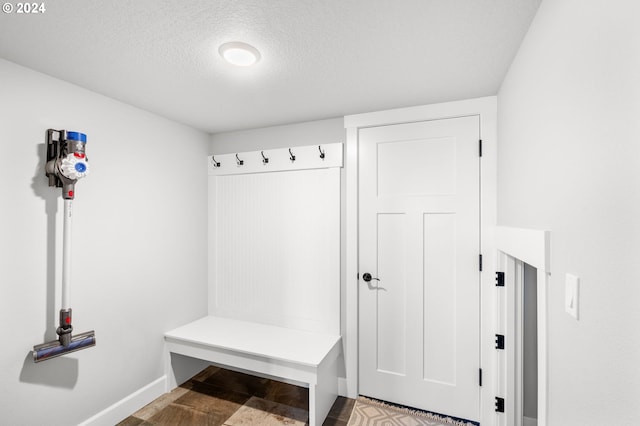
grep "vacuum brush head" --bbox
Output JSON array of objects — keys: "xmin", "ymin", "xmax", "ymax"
[{"xmin": 32, "ymin": 330, "xmax": 96, "ymax": 363}]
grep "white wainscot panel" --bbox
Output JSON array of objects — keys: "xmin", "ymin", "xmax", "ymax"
[{"xmin": 213, "ymin": 168, "xmax": 340, "ymax": 335}]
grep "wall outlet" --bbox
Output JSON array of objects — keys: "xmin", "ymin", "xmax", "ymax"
[{"xmin": 565, "ymin": 273, "xmax": 579, "ymax": 320}]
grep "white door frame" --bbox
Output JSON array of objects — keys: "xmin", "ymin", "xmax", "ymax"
[
  {"xmin": 495, "ymin": 226, "xmax": 550, "ymax": 426},
  {"xmin": 344, "ymin": 96, "xmax": 497, "ymax": 424}
]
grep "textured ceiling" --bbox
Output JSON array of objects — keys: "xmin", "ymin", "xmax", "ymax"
[{"xmin": 0, "ymin": 0, "xmax": 541, "ymax": 133}]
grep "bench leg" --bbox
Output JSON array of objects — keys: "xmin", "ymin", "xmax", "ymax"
[
  {"xmin": 165, "ymin": 343, "xmax": 211, "ymax": 392},
  {"xmin": 165, "ymin": 346, "xmax": 177, "ymax": 392},
  {"xmin": 309, "ymin": 354, "xmax": 339, "ymax": 426}
]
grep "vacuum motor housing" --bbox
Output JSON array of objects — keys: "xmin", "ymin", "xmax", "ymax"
[{"xmin": 45, "ymin": 130, "xmax": 89, "ymax": 199}]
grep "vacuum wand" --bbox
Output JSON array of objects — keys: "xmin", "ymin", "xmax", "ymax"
[
  {"xmin": 33, "ymin": 130, "xmax": 95, "ymax": 362},
  {"xmin": 62, "ymin": 198, "xmax": 72, "ymax": 310}
]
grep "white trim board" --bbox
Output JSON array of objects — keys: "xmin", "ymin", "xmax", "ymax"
[
  {"xmin": 344, "ymin": 96, "xmax": 497, "ymax": 129},
  {"xmin": 496, "ymin": 226, "xmax": 550, "ymax": 426},
  {"xmin": 78, "ymin": 376, "xmax": 166, "ymax": 426},
  {"xmin": 496, "ymin": 227, "xmax": 550, "ymax": 273},
  {"xmin": 208, "ymin": 143, "xmax": 343, "ymax": 175}
]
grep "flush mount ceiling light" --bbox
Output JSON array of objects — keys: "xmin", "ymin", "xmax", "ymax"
[{"xmin": 219, "ymin": 42, "xmax": 261, "ymax": 67}]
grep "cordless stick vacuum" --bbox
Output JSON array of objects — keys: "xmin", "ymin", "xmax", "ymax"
[{"xmin": 33, "ymin": 129, "xmax": 96, "ymax": 362}]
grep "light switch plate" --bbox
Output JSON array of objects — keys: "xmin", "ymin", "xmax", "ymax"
[{"xmin": 565, "ymin": 273, "xmax": 579, "ymax": 320}]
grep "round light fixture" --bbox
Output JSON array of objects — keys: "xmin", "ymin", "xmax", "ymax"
[{"xmin": 219, "ymin": 42, "xmax": 261, "ymax": 67}]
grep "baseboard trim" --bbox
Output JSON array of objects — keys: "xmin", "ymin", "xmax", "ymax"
[
  {"xmin": 78, "ymin": 376, "xmax": 167, "ymax": 426},
  {"xmin": 338, "ymin": 377, "xmax": 349, "ymax": 397}
]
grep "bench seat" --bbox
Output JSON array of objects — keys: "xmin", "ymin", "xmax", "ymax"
[{"xmin": 164, "ymin": 316, "xmax": 342, "ymax": 426}]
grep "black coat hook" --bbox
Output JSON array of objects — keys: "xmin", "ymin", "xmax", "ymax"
[
  {"xmin": 211, "ymin": 155, "xmax": 220, "ymax": 167},
  {"xmin": 261, "ymin": 151, "xmax": 269, "ymax": 164},
  {"xmin": 236, "ymin": 153, "xmax": 243, "ymax": 166},
  {"xmin": 318, "ymin": 145, "xmax": 325, "ymax": 159},
  {"xmin": 289, "ymin": 148, "xmax": 296, "ymax": 162}
]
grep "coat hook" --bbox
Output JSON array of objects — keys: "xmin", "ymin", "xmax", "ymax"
[
  {"xmin": 211, "ymin": 155, "xmax": 220, "ymax": 167},
  {"xmin": 261, "ymin": 151, "xmax": 269, "ymax": 164},
  {"xmin": 235, "ymin": 153, "xmax": 243, "ymax": 166},
  {"xmin": 318, "ymin": 145, "xmax": 325, "ymax": 159},
  {"xmin": 289, "ymin": 148, "xmax": 296, "ymax": 162}
]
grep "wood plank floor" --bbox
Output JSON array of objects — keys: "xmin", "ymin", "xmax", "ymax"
[{"xmin": 118, "ymin": 366, "xmax": 355, "ymax": 426}]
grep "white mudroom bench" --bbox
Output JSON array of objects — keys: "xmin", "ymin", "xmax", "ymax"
[{"xmin": 164, "ymin": 316, "xmax": 342, "ymax": 426}]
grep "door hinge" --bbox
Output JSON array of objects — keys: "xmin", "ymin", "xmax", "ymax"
[
  {"xmin": 495, "ymin": 334, "xmax": 505, "ymax": 350},
  {"xmin": 495, "ymin": 397, "xmax": 505, "ymax": 413},
  {"xmin": 496, "ymin": 271, "xmax": 505, "ymax": 287},
  {"xmin": 479, "ymin": 254, "xmax": 483, "ymax": 271},
  {"xmin": 479, "ymin": 368, "xmax": 483, "ymax": 386},
  {"xmin": 479, "ymin": 139, "xmax": 483, "ymax": 157}
]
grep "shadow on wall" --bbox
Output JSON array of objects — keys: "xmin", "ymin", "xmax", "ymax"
[
  {"xmin": 30, "ymin": 142, "xmax": 58, "ymax": 344},
  {"xmin": 19, "ymin": 352, "xmax": 78, "ymax": 388},
  {"xmin": 19, "ymin": 141, "xmax": 78, "ymax": 388}
]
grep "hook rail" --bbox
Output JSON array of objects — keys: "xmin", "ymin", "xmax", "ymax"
[{"xmin": 209, "ymin": 143, "xmax": 343, "ymax": 176}]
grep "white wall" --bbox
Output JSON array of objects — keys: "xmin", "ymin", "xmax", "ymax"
[
  {"xmin": 210, "ymin": 118, "xmax": 344, "ymax": 154},
  {"xmin": 498, "ymin": 1, "xmax": 640, "ymax": 424},
  {"xmin": 0, "ymin": 59, "xmax": 209, "ymax": 425}
]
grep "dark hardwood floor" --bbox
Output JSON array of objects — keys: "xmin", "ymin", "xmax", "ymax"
[{"xmin": 118, "ymin": 366, "xmax": 355, "ymax": 426}]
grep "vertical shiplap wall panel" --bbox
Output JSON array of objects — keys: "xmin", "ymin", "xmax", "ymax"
[{"xmin": 210, "ymin": 168, "xmax": 340, "ymax": 335}]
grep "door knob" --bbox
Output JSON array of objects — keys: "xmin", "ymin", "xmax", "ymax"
[{"xmin": 362, "ymin": 273, "xmax": 380, "ymax": 282}]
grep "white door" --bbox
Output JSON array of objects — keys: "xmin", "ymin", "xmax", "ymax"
[{"xmin": 358, "ymin": 116, "xmax": 481, "ymax": 421}]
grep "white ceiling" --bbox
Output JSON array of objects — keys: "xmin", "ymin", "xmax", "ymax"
[{"xmin": 0, "ymin": 0, "xmax": 541, "ymax": 134}]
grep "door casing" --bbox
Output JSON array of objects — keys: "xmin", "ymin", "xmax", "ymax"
[{"xmin": 496, "ymin": 226, "xmax": 550, "ymax": 426}]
